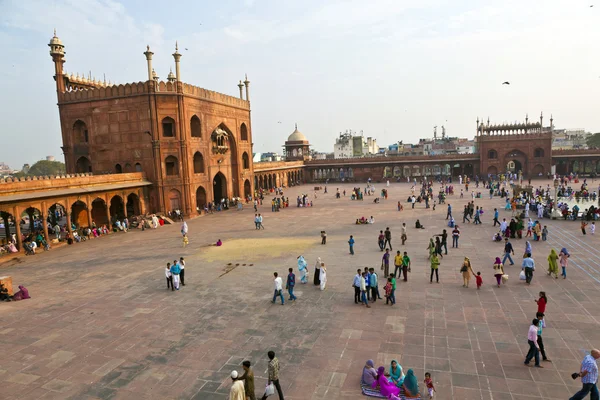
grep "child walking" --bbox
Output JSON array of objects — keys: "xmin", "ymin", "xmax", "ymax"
[
  {"xmin": 384, "ymin": 278, "xmax": 393, "ymax": 306},
  {"xmin": 591, "ymin": 222, "xmax": 596, "ymax": 235},
  {"xmin": 321, "ymin": 230, "xmax": 327, "ymax": 244},
  {"xmin": 475, "ymin": 271, "xmax": 483, "ymax": 290},
  {"xmin": 581, "ymin": 221, "xmax": 588, "ymax": 235},
  {"xmin": 536, "ymin": 312, "xmax": 550, "ymax": 362},
  {"xmin": 182, "ymin": 233, "xmax": 189, "ymax": 247},
  {"xmin": 424, "ymin": 372, "xmax": 436, "ymax": 399},
  {"xmin": 535, "ymin": 291, "xmax": 547, "ymax": 314},
  {"xmin": 542, "ymin": 225, "xmax": 548, "ymax": 241}
]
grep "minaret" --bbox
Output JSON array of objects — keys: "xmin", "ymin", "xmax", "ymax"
[
  {"xmin": 540, "ymin": 111, "xmax": 543, "ymax": 128},
  {"xmin": 550, "ymin": 114, "xmax": 554, "ymax": 132},
  {"xmin": 172, "ymin": 42, "xmax": 182, "ymax": 81},
  {"xmin": 476, "ymin": 117, "xmax": 479, "ymax": 135},
  {"xmin": 167, "ymin": 68, "xmax": 176, "ymax": 83},
  {"xmin": 244, "ymin": 74, "xmax": 250, "ymax": 102},
  {"xmin": 143, "ymin": 45, "xmax": 154, "ymax": 81},
  {"xmin": 238, "ymin": 80, "xmax": 244, "ymax": 99},
  {"xmin": 152, "ymin": 68, "xmax": 159, "ymax": 82},
  {"xmin": 48, "ymin": 29, "xmax": 66, "ymax": 93}
]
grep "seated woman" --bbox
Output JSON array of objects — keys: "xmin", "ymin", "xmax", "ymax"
[
  {"xmin": 389, "ymin": 359, "xmax": 405, "ymax": 386},
  {"xmin": 372, "ymin": 366, "xmax": 400, "ymax": 397},
  {"xmin": 415, "ymin": 219, "xmax": 425, "ymax": 229},
  {"xmin": 369, "ymin": 216, "xmax": 374, "ymax": 224},
  {"xmin": 359, "ymin": 217, "xmax": 367, "ymax": 224},
  {"xmin": 402, "ymin": 369, "xmax": 420, "ymax": 398},
  {"xmin": 12, "ymin": 285, "xmax": 30, "ymax": 301},
  {"xmin": 361, "ymin": 360, "xmax": 377, "ymax": 386},
  {"xmin": 216, "ymin": 239, "xmax": 223, "ymax": 246},
  {"xmin": 448, "ymin": 216, "xmax": 455, "ymax": 228},
  {"xmin": 373, "ymin": 198, "xmax": 380, "ymax": 203},
  {"xmin": 493, "ymin": 232, "xmax": 503, "ymax": 242},
  {"xmin": 356, "ymin": 219, "xmax": 360, "ymax": 225}
]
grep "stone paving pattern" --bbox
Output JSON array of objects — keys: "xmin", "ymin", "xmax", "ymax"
[{"xmin": 1, "ymin": 180, "xmax": 599, "ymax": 399}]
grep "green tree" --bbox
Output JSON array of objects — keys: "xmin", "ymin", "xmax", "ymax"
[
  {"xmin": 26, "ymin": 160, "xmax": 66, "ymax": 176},
  {"xmin": 586, "ymin": 133, "xmax": 600, "ymax": 149}
]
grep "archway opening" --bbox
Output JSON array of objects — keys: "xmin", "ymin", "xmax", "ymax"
[
  {"xmin": 165, "ymin": 156, "xmax": 179, "ymax": 176},
  {"xmin": 76, "ymin": 156, "xmax": 92, "ymax": 173},
  {"xmin": 126, "ymin": 193, "xmax": 141, "ymax": 217},
  {"xmin": 124, "ymin": 163, "xmax": 133, "ymax": 173},
  {"xmin": 487, "ymin": 166, "xmax": 498, "ymax": 175},
  {"xmin": 135, "ymin": 163, "xmax": 142, "ymax": 172},
  {"xmin": 21, "ymin": 207, "xmax": 42, "ymax": 236},
  {"xmin": 464, "ymin": 163, "xmax": 474, "ymax": 176},
  {"xmin": 240, "ymin": 123, "xmax": 248, "ymax": 141},
  {"xmin": 73, "ymin": 120, "xmax": 89, "ymax": 143},
  {"xmin": 532, "ymin": 164, "xmax": 544, "ymax": 176},
  {"xmin": 244, "ymin": 179, "xmax": 251, "ymax": 198},
  {"xmin": 213, "ymin": 172, "xmax": 227, "ymax": 203},
  {"xmin": 0, "ymin": 211, "xmax": 16, "ymax": 247},
  {"xmin": 193, "ymin": 152, "xmax": 204, "ymax": 174},
  {"xmin": 71, "ymin": 200, "xmax": 89, "ymax": 228},
  {"xmin": 196, "ymin": 186, "xmax": 207, "ymax": 211},
  {"xmin": 506, "ymin": 160, "xmax": 522, "ymax": 174},
  {"xmin": 109, "ymin": 195, "xmax": 125, "ymax": 222},
  {"xmin": 190, "ymin": 115, "xmax": 201, "ymax": 138},
  {"xmin": 242, "ymin": 152, "xmax": 250, "ymax": 169},
  {"xmin": 115, "ymin": 164, "xmax": 122, "ymax": 174},
  {"xmin": 91, "ymin": 198, "xmax": 108, "ymax": 226}
]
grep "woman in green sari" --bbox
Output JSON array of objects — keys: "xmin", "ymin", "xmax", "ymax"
[
  {"xmin": 402, "ymin": 369, "xmax": 420, "ymax": 398},
  {"xmin": 389, "ymin": 359, "xmax": 404, "ymax": 386},
  {"xmin": 547, "ymin": 249, "xmax": 559, "ymax": 279}
]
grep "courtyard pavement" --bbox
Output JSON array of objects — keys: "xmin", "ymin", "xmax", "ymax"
[{"xmin": 1, "ymin": 179, "xmax": 599, "ymax": 400}]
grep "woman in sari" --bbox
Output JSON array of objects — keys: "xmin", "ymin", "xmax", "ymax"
[
  {"xmin": 402, "ymin": 369, "xmax": 420, "ymax": 398},
  {"xmin": 547, "ymin": 249, "xmax": 559, "ymax": 278},
  {"xmin": 297, "ymin": 256, "xmax": 308, "ymax": 284},
  {"xmin": 181, "ymin": 221, "xmax": 188, "ymax": 236},
  {"xmin": 389, "ymin": 359, "xmax": 405, "ymax": 386},
  {"xmin": 461, "ymin": 257, "xmax": 474, "ymax": 288},
  {"xmin": 319, "ymin": 262, "xmax": 327, "ymax": 291},
  {"xmin": 12, "ymin": 285, "xmax": 30, "ymax": 300},
  {"xmin": 313, "ymin": 257, "xmax": 321, "ymax": 285},
  {"xmin": 426, "ymin": 238, "xmax": 435, "ymax": 260},
  {"xmin": 493, "ymin": 257, "xmax": 504, "ymax": 287},
  {"xmin": 361, "ymin": 360, "xmax": 377, "ymax": 386},
  {"xmin": 524, "ymin": 241, "xmax": 532, "ymax": 257},
  {"xmin": 372, "ymin": 366, "xmax": 400, "ymax": 397}
]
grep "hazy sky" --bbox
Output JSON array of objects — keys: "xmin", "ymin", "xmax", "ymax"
[{"xmin": 1, "ymin": 0, "xmax": 599, "ymax": 168}]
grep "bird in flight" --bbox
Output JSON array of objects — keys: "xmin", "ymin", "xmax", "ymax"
[
  {"xmin": 185, "ymin": 48, "xmax": 188, "ymax": 50},
  {"xmin": 502, "ymin": 81, "xmax": 510, "ymax": 85},
  {"xmin": 277, "ymin": 121, "xmax": 282, "ymax": 124}
]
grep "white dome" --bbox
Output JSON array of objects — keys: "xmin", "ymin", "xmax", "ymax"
[{"xmin": 287, "ymin": 124, "xmax": 307, "ymax": 142}]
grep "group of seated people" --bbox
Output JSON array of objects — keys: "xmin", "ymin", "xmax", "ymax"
[
  {"xmin": 356, "ymin": 216, "xmax": 375, "ymax": 224},
  {"xmin": 362, "ymin": 359, "xmax": 422, "ymax": 398}
]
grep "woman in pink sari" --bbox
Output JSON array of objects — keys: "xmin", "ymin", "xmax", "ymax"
[
  {"xmin": 372, "ymin": 366, "xmax": 400, "ymax": 397},
  {"xmin": 13, "ymin": 285, "xmax": 30, "ymax": 301}
]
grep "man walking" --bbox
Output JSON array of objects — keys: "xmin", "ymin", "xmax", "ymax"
[
  {"xmin": 401, "ymin": 251, "xmax": 411, "ymax": 282},
  {"xmin": 463, "ymin": 205, "xmax": 471, "ymax": 223},
  {"xmin": 393, "ymin": 250, "xmax": 402, "ymax": 278},
  {"xmin": 524, "ymin": 318, "xmax": 543, "ymax": 368},
  {"xmin": 446, "ymin": 204, "xmax": 452, "ymax": 220},
  {"xmin": 261, "ymin": 351, "xmax": 284, "ymax": 400},
  {"xmin": 170, "ymin": 260, "xmax": 181, "ymax": 290},
  {"xmin": 401, "ymin": 223, "xmax": 407, "ymax": 245},
  {"xmin": 237, "ymin": 360, "xmax": 256, "ymax": 400},
  {"xmin": 452, "ymin": 225, "xmax": 460, "ymax": 248},
  {"xmin": 569, "ymin": 349, "xmax": 599, "ymax": 400},
  {"xmin": 353, "ymin": 269, "xmax": 362, "ymax": 304},
  {"xmin": 257, "ymin": 214, "xmax": 264, "ymax": 229},
  {"xmin": 522, "ymin": 253, "xmax": 535, "ymax": 285},
  {"xmin": 493, "ymin": 208, "xmax": 500, "ymax": 227},
  {"xmin": 271, "ymin": 272, "xmax": 284, "ymax": 305},
  {"xmin": 502, "ymin": 238, "xmax": 515, "ymax": 265},
  {"xmin": 286, "ymin": 268, "xmax": 296, "ymax": 302},
  {"xmin": 348, "ymin": 235, "xmax": 355, "ymax": 255},
  {"xmin": 436, "ymin": 229, "xmax": 448, "ymax": 255},
  {"xmin": 384, "ymin": 227, "xmax": 392, "ymax": 250},
  {"xmin": 254, "ymin": 214, "xmax": 259, "ymax": 229}
]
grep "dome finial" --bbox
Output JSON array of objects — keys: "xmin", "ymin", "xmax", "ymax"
[
  {"xmin": 295, "ymin": 123, "xmax": 298, "ymax": 130},
  {"xmin": 54, "ymin": 28, "xmax": 57, "ymax": 37}
]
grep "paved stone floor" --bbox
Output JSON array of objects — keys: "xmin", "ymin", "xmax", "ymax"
[{"xmin": 1, "ymin": 180, "xmax": 599, "ymax": 400}]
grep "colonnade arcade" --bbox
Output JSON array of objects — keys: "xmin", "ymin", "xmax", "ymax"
[
  {"xmin": 0, "ymin": 189, "xmax": 146, "ymax": 252},
  {"xmin": 554, "ymin": 159, "xmax": 600, "ymax": 176},
  {"xmin": 253, "ymin": 169, "xmax": 303, "ymax": 190}
]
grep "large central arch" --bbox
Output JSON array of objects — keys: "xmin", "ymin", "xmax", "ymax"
[
  {"xmin": 504, "ymin": 149, "xmax": 527, "ymax": 175},
  {"xmin": 213, "ymin": 172, "xmax": 227, "ymax": 203}
]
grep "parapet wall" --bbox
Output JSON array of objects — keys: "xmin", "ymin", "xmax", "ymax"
[
  {"xmin": 477, "ymin": 131, "xmax": 552, "ymax": 141},
  {"xmin": 305, "ymin": 154, "xmax": 480, "ymax": 166},
  {"xmin": 59, "ymin": 80, "xmax": 249, "ymax": 109},
  {"xmin": 254, "ymin": 161, "xmax": 305, "ymax": 171},
  {"xmin": 0, "ymin": 173, "xmax": 148, "ymax": 196}
]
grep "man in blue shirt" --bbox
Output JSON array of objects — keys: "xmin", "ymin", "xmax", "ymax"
[
  {"xmin": 353, "ymin": 269, "xmax": 362, "ymax": 304},
  {"xmin": 493, "ymin": 208, "xmax": 499, "ymax": 227},
  {"xmin": 522, "ymin": 253, "xmax": 535, "ymax": 284},
  {"xmin": 446, "ymin": 204, "xmax": 452, "ymax": 220},
  {"xmin": 570, "ymin": 349, "xmax": 599, "ymax": 400},
  {"xmin": 502, "ymin": 238, "xmax": 515, "ymax": 265},
  {"xmin": 286, "ymin": 268, "xmax": 297, "ymax": 301},
  {"xmin": 348, "ymin": 235, "xmax": 355, "ymax": 255}
]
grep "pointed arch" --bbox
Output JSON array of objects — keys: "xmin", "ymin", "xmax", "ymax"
[
  {"xmin": 193, "ymin": 152, "xmax": 205, "ymax": 173},
  {"xmin": 73, "ymin": 120, "xmax": 89, "ymax": 143},
  {"xmin": 242, "ymin": 152, "xmax": 250, "ymax": 169},
  {"xmin": 165, "ymin": 155, "xmax": 179, "ymax": 176},
  {"xmin": 190, "ymin": 115, "xmax": 201, "ymax": 138},
  {"xmin": 240, "ymin": 123, "xmax": 249, "ymax": 141},
  {"xmin": 162, "ymin": 116, "xmax": 176, "ymax": 137}
]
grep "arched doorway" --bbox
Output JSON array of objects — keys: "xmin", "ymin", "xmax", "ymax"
[
  {"xmin": 71, "ymin": 201, "xmax": 89, "ymax": 228},
  {"xmin": 487, "ymin": 166, "xmax": 498, "ymax": 175},
  {"xmin": 21, "ymin": 207, "xmax": 42, "ymax": 235},
  {"xmin": 76, "ymin": 156, "xmax": 92, "ymax": 173},
  {"xmin": 169, "ymin": 189, "xmax": 181, "ymax": 211},
  {"xmin": 464, "ymin": 164, "xmax": 474, "ymax": 176},
  {"xmin": 213, "ymin": 172, "xmax": 227, "ymax": 203},
  {"xmin": 506, "ymin": 160, "xmax": 522, "ymax": 174},
  {"xmin": 196, "ymin": 186, "xmax": 207, "ymax": 210},
  {"xmin": 115, "ymin": 164, "xmax": 122, "ymax": 174},
  {"xmin": 91, "ymin": 198, "xmax": 108, "ymax": 225},
  {"xmin": 244, "ymin": 179, "xmax": 251, "ymax": 198},
  {"xmin": 109, "ymin": 195, "xmax": 125, "ymax": 222},
  {"xmin": 0, "ymin": 210, "xmax": 16, "ymax": 247},
  {"xmin": 532, "ymin": 164, "xmax": 544, "ymax": 177},
  {"xmin": 126, "ymin": 193, "xmax": 141, "ymax": 217}
]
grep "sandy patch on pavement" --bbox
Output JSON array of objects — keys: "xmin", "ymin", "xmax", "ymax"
[{"xmin": 198, "ymin": 237, "xmax": 315, "ymax": 262}]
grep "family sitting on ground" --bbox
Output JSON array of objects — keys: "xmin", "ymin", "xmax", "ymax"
[
  {"xmin": 356, "ymin": 216, "xmax": 375, "ymax": 224},
  {"xmin": 361, "ymin": 359, "xmax": 425, "ymax": 399}
]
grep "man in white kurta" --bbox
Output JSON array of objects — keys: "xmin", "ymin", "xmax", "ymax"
[{"xmin": 229, "ymin": 371, "xmax": 246, "ymax": 400}]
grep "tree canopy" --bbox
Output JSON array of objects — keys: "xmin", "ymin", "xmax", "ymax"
[
  {"xmin": 14, "ymin": 160, "xmax": 66, "ymax": 178},
  {"xmin": 586, "ymin": 133, "xmax": 600, "ymax": 149}
]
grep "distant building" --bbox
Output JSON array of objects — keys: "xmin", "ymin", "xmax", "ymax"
[
  {"xmin": 260, "ymin": 152, "xmax": 284, "ymax": 162},
  {"xmin": 333, "ymin": 130, "xmax": 377, "ymax": 158},
  {"xmin": 552, "ymin": 129, "xmax": 590, "ymax": 150},
  {"xmin": 46, "ymin": 155, "xmax": 55, "ymax": 161}
]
